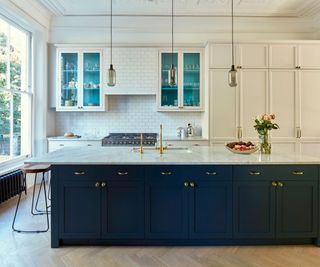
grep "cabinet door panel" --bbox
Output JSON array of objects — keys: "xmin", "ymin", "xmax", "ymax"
[
  {"xmin": 299, "ymin": 45, "xmax": 320, "ymax": 69},
  {"xmin": 269, "ymin": 70, "xmax": 296, "ymax": 139},
  {"xmin": 101, "ymin": 180, "xmax": 144, "ymax": 239},
  {"xmin": 269, "ymin": 45, "xmax": 297, "ymax": 69},
  {"xmin": 210, "ymin": 69, "xmax": 238, "ymax": 140},
  {"xmin": 234, "ymin": 181, "xmax": 275, "ymax": 238},
  {"xmin": 276, "ymin": 180, "xmax": 318, "ymax": 238},
  {"xmin": 209, "ymin": 44, "xmax": 232, "ymax": 69},
  {"xmin": 189, "ymin": 181, "xmax": 232, "ymax": 239},
  {"xmin": 59, "ymin": 181, "xmax": 101, "ymax": 238},
  {"xmin": 300, "ymin": 70, "xmax": 320, "ymax": 139},
  {"xmin": 237, "ymin": 44, "xmax": 268, "ymax": 68},
  {"xmin": 145, "ymin": 177, "xmax": 188, "ymax": 239},
  {"xmin": 240, "ymin": 70, "xmax": 268, "ymax": 139}
]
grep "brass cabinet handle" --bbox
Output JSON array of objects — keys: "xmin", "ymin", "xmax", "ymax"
[
  {"xmin": 292, "ymin": 171, "xmax": 304, "ymax": 175},
  {"xmin": 184, "ymin": 181, "xmax": 189, "ymax": 187},
  {"xmin": 296, "ymin": 127, "xmax": 302, "ymax": 139},
  {"xmin": 101, "ymin": 182, "xmax": 107, "ymax": 188},
  {"xmin": 95, "ymin": 182, "xmax": 100, "ymax": 188},
  {"xmin": 277, "ymin": 181, "xmax": 284, "ymax": 187},
  {"xmin": 189, "ymin": 182, "xmax": 196, "ymax": 188},
  {"xmin": 118, "ymin": 171, "xmax": 128, "ymax": 176},
  {"xmin": 161, "ymin": 171, "xmax": 172, "ymax": 176},
  {"xmin": 249, "ymin": 171, "xmax": 261, "ymax": 176},
  {"xmin": 59, "ymin": 144, "xmax": 65, "ymax": 147},
  {"xmin": 206, "ymin": 172, "xmax": 217, "ymax": 176},
  {"xmin": 74, "ymin": 171, "xmax": 85, "ymax": 175},
  {"xmin": 87, "ymin": 144, "xmax": 93, "ymax": 146},
  {"xmin": 271, "ymin": 181, "xmax": 278, "ymax": 187},
  {"xmin": 237, "ymin": 127, "xmax": 242, "ymax": 139}
]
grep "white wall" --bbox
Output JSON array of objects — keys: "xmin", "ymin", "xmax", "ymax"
[{"xmin": 54, "ymin": 95, "xmax": 202, "ymax": 137}]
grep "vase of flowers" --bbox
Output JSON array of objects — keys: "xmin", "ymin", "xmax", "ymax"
[{"xmin": 254, "ymin": 114, "xmax": 279, "ymax": 154}]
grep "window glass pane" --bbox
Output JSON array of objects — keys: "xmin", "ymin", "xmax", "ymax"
[
  {"xmin": 10, "ymin": 26, "xmax": 27, "ymax": 91},
  {"xmin": 13, "ymin": 93, "xmax": 21, "ymax": 156},
  {"xmin": 0, "ymin": 91, "xmax": 10, "ymax": 161},
  {"xmin": 0, "ymin": 19, "xmax": 8, "ymax": 89}
]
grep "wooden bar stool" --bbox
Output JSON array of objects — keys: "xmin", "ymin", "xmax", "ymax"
[{"xmin": 12, "ymin": 164, "xmax": 51, "ymax": 233}]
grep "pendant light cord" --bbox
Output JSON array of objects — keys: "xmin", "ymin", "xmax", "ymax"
[
  {"xmin": 110, "ymin": 0, "xmax": 113, "ymax": 65},
  {"xmin": 171, "ymin": 0, "xmax": 174, "ymax": 66},
  {"xmin": 231, "ymin": 0, "xmax": 234, "ymax": 66}
]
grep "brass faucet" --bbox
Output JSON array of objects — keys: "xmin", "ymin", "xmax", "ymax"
[
  {"xmin": 159, "ymin": 124, "xmax": 164, "ymax": 154},
  {"xmin": 139, "ymin": 133, "xmax": 144, "ymax": 154}
]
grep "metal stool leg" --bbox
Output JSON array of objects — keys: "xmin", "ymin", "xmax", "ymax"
[
  {"xmin": 12, "ymin": 172, "xmax": 49, "ymax": 233},
  {"xmin": 35, "ymin": 171, "xmax": 51, "ymax": 212}
]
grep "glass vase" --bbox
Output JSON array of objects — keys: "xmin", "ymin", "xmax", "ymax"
[{"xmin": 260, "ymin": 133, "xmax": 271, "ymax": 154}]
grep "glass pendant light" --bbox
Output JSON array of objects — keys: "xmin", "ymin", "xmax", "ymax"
[
  {"xmin": 228, "ymin": 0, "xmax": 237, "ymax": 87},
  {"xmin": 168, "ymin": 0, "xmax": 177, "ymax": 87},
  {"xmin": 107, "ymin": 0, "xmax": 116, "ymax": 87}
]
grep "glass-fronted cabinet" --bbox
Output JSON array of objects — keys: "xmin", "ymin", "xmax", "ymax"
[
  {"xmin": 57, "ymin": 49, "xmax": 104, "ymax": 111},
  {"xmin": 159, "ymin": 50, "xmax": 202, "ymax": 111}
]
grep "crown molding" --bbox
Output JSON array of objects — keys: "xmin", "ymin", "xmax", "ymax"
[{"xmin": 38, "ymin": 0, "xmax": 66, "ymax": 16}]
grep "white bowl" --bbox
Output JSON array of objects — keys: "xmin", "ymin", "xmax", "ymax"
[{"xmin": 225, "ymin": 144, "xmax": 259, "ymax": 154}]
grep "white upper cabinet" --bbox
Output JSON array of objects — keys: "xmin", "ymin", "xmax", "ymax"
[
  {"xmin": 269, "ymin": 70, "xmax": 297, "ymax": 139},
  {"xmin": 209, "ymin": 69, "xmax": 238, "ymax": 141},
  {"xmin": 299, "ymin": 45, "xmax": 320, "ymax": 69},
  {"xmin": 239, "ymin": 69, "xmax": 268, "ymax": 140},
  {"xmin": 208, "ymin": 43, "xmax": 268, "ymax": 69},
  {"xmin": 236, "ymin": 44, "xmax": 269, "ymax": 69},
  {"xmin": 208, "ymin": 44, "xmax": 232, "ymax": 69},
  {"xmin": 299, "ymin": 70, "xmax": 320, "ymax": 139},
  {"xmin": 104, "ymin": 48, "xmax": 158, "ymax": 95},
  {"xmin": 269, "ymin": 44, "xmax": 297, "ymax": 69}
]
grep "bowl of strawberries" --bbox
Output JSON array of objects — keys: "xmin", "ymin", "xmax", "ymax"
[{"xmin": 226, "ymin": 141, "xmax": 259, "ymax": 154}]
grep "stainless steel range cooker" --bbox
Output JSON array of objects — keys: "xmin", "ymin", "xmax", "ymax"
[{"xmin": 102, "ymin": 133, "xmax": 157, "ymax": 146}]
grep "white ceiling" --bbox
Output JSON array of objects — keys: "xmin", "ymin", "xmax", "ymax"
[{"xmin": 38, "ymin": 0, "xmax": 320, "ymax": 18}]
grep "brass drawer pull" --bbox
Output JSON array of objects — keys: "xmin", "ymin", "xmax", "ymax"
[
  {"xmin": 292, "ymin": 171, "xmax": 304, "ymax": 175},
  {"xmin": 249, "ymin": 171, "xmax": 261, "ymax": 176},
  {"xmin": 59, "ymin": 144, "xmax": 65, "ymax": 146},
  {"xmin": 206, "ymin": 172, "xmax": 217, "ymax": 176},
  {"xmin": 74, "ymin": 171, "xmax": 85, "ymax": 175},
  {"xmin": 161, "ymin": 171, "xmax": 172, "ymax": 176},
  {"xmin": 118, "ymin": 171, "xmax": 128, "ymax": 176}
]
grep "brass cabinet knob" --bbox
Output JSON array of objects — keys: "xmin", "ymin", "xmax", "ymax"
[
  {"xmin": 271, "ymin": 181, "xmax": 278, "ymax": 187},
  {"xmin": 249, "ymin": 171, "xmax": 261, "ymax": 176},
  {"xmin": 189, "ymin": 182, "xmax": 195, "ymax": 188},
  {"xmin": 184, "ymin": 182, "xmax": 189, "ymax": 187},
  {"xmin": 206, "ymin": 172, "xmax": 217, "ymax": 176},
  {"xmin": 95, "ymin": 182, "xmax": 100, "ymax": 188},
  {"xmin": 292, "ymin": 171, "xmax": 304, "ymax": 175},
  {"xmin": 101, "ymin": 182, "xmax": 106, "ymax": 188},
  {"xmin": 277, "ymin": 181, "xmax": 284, "ymax": 187},
  {"xmin": 118, "ymin": 171, "xmax": 128, "ymax": 176}
]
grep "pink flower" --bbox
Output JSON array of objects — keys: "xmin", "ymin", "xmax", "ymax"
[{"xmin": 263, "ymin": 114, "xmax": 271, "ymax": 121}]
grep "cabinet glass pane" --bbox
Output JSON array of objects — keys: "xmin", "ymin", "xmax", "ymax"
[
  {"xmin": 161, "ymin": 53, "xmax": 178, "ymax": 107},
  {"xmin": 183, "ymin": 53, "xmax": 200, "ymax": 107},
  {"xmin": 60, "ymin": 53, "xmax": 78, "ymax": 107},
  {"xmin": 83, "ymin": 53, "xmax": 100, "ymax": 107}
]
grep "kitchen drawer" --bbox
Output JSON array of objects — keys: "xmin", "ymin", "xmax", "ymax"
[
  {"xmin": 234, "ymin": 165, "xmax": 318, "ymax": 181},
  {"xmin": 48, "ymin": 140, "xmax": 101, "ymax": 152},
  {"xmin": 146, "ymin": 165, "xmax": 184, "ymax": 182},
  {"xmin": 186, "ymin": 165, "xmax": 232, "ymax": 181},
  {"xmin": 58, "ymin": 165, "xmax": 99, "ymax": 180},
  {"xmin": 100, "ymin": 165, "xmax": 144, "ymax": 180}
]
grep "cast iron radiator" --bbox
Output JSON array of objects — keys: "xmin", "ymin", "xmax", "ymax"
[{"xmin": 0, "ymin": 170, "xmax": 25, "ymax": 204}]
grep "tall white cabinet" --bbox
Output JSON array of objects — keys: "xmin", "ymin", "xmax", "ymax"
[{"xmin": 209, "ymin": 41, "xmax": 320, "ymax": 153}]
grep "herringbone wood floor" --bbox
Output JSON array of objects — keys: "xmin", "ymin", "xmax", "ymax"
[{"xmin": 1, "ymin": 187, "xmax": 320, "ymax": 267}]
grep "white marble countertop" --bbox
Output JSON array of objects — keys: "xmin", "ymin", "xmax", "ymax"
[
  {"xmin": 26, "ymin": 146, "xmax": 320, "ymax": 165},
  {"xmin": 47, "ymin": 136, "xmax": 103, "ymax": 141},
  {"xmin": 163, "ymin": 136, "xmax": 209, "ymax": 141}
]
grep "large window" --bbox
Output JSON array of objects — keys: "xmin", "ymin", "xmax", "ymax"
[{"xmin": 0, "ymin": 17, "xmax": 32, "ymax": 164}]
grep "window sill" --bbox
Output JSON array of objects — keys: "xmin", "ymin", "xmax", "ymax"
[{"xmin": 0, "ymin": 155, "xmax": 29, "ymax": 176}]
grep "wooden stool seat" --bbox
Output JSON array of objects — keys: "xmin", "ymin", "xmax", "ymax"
[{"xmin": 22, "ymin": 164, "xmax": 51, "ymax": 174}]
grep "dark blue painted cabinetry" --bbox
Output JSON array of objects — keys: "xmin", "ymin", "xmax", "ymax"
[
  {"xmin": 145, "ymin": 165, "xmax": 233, "ymax": 239},
  {"xmin": 233, "ymin": 165, "xmax": 318, "ymax": 239}
]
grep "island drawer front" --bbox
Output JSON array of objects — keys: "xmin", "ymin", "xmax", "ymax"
[
  {"xmin": 146, "ymin": 166, "xmax": 185, "ymax": 182},
  {"xmin": 234, "ymin": 165, "xmax": 318, "ymax": 180},
  {"xmin": 59, "ymin": 165, "xmax": 99, "ymax": 180},
  {"xmin": 100, "ymin": 165, "xmax": 144, "ymax": 180},
  {"xmin": 185, "ymin": 165, "xmax": 232, "ymax": 181}
]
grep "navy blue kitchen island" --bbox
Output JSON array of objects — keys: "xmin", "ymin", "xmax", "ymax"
[{"xmin": 26, "ymin": 146, "xmax": 320, "ymax": 248}]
